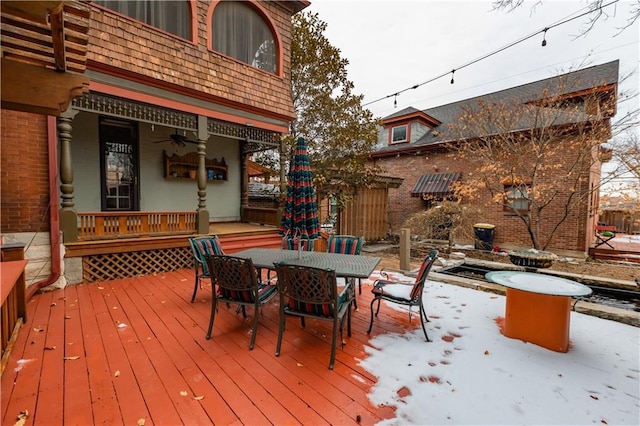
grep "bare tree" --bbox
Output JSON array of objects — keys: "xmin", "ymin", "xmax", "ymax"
[
  {"xmin": 492, "ymin": 0, "xmax": 640, "ymax": 35},
  {"xmin": 613, "ymin": 130, "xmax": 640, "ymax": 180},
  {"xmin": 448, "ymin": 77, "xmax": 617, "ymax": 250}
]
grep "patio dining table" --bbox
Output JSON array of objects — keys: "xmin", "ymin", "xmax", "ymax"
[{"xmin": 233, "ymin": 248, "xmax": 381, "ymax": 279}]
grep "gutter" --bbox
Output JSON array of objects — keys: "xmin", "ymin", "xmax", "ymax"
[{"xmin": 26, "ymin": 116, "xmax": 62, "ymax": 300}]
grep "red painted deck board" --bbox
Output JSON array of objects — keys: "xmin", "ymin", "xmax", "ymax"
[{"xmin": 0, "ymin": 269, "xmax": 418, "ymax": 425}]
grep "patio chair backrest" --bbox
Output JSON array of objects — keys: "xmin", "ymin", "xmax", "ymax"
[
  {"xmin": 326, "ymin": 235, "xmax": 363, "ymax": 255},
  {"xmin": 189, "ymin": 235, "xmax": 224, "ymax": 274},
  {"xmin": 274, "ymin": 262, "xmax": 339, "ymax": 317},
  {"xmin": 205, "ymin": 255, "xmax": 260, "ymax": 303},
  {"xmin": 410, "ymin": 249, "xmax": 439, "ymax": 300}
]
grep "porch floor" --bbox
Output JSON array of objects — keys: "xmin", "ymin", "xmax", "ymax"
[{"xmin": 0, "ymin": 269, "xmax": 417, "ymax": 425}]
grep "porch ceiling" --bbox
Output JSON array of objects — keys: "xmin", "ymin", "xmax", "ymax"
[{"xmin": 0, "ymin": 0, "xmax": 90, "ymax": 115}]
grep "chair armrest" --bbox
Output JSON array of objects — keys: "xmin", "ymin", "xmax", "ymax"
[
  {"xmin": 379, "ymin": 267, "xmax": 418, "ymax": 280},
  {"xmin": 372, "ymin": 278, "xmax": 415, "ymax": 290}
]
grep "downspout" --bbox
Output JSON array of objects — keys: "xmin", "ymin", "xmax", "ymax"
[{"xmin": 26, "ymin": 116, "xmax": 61, "ymax": 300}]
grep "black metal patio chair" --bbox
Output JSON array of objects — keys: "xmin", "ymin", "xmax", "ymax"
[
  {"xmin": 204, "ymin": 255, "xmax": 277, "ymax": 350},
  {"xmin": 188, "ymin": 235, "xmax": 225, "ymax": 302},
  {"xmin": 326, "ymin": 234, "xmax": 364, "ymax": 309},
  {"xmin": 367, "ymin": 249, "xmax": 438, "ymax": 342},
  {"xmin": 273, "ymin": 262, "xmax": 354, "ymax": 370}
]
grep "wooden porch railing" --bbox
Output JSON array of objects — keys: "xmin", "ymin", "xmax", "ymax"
[
  {"xmin": 1, "ymin": 243, "xmax": 27, "ymax": 376},
  {"xmin": 77, "ymin": 211, "xmax": 198, "ymax": 241},
  {"xmin": 241, "ymin": 206, "xmax": 280, "ymax": 226}
]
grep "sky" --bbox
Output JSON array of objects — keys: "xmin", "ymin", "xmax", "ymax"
[
  {"xmin": 306, "ymin": 0, "xmax": 639, "ymax": 119},
  {"xmin": 305, "ymin": 0, "xmax": 640, "ymax": 194},
  {"xmin": 358, "ymin": 269, "xmax": 640, "ymax": 425}
]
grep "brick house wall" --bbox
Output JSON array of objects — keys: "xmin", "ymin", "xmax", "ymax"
[
  {"xmin": 374, "ymin": 136, "xmax": 592, "ymax": 252},
  {"xmin": 1, "ymin": 110, "xmax": 49, "ymax": 234}
]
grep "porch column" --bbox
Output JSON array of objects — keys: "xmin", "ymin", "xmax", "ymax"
[
  {"xmin": 196, "ymin": 115, "xmax": 209, "ymax": 234},
  {"xmin": 278, "ymin": 137, "xmax": 286, "ymax": 217},
  {"xmin": 58, "ymin": 109, "xmax": 78, "ymax": 242},
  {"xmin": 240, "ymin": 140, "xmax": 248, "ymax": 219}
]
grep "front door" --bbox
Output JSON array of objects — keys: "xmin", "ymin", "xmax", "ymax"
[{"xmin": 99, "ymin": 118, "xmax": 140, "ymax": 211}]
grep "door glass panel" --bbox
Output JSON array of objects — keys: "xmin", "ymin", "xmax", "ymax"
[{"xmin": 100, "ymin": 119, "xmax": 139, "ymax": 211}]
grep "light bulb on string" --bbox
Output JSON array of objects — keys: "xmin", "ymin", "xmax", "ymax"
[
  {"xmin": 541, "ymin": 28, "xmax": 548, "ymax": 47},
  {"xmin": 450, "ymin": 69, "xmax": 455, "ymax": 84}
]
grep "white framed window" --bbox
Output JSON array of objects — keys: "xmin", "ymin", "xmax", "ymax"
[
  {"xmin": 503, "ymin": 184, "xmax": 531, "ymax": 215},
  {"xmin": 212, "ymin": 1, "xmax": 277, "ymax": 74},
  {"xmin": 391, "ymin": 125, "xmax": 408, "ymax": 143},
  {"xmin": 95, "ymin": 1, "xmax": 191, "ymax": 39}
]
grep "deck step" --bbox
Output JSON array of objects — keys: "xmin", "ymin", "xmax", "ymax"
[{"xmin": 219, "ymin": 232, "xmax": 282, "ymax": 253}]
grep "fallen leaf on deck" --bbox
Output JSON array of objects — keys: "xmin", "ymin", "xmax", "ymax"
[
  {"xmin": 180, "ymin": 391, "xmax": 188, "ymax": 396},
  {"xmin": 44, "ymin": 346, "xmax": 56, "ymax": 351},
  {"xmin": 98, "ymin": 286, "xmax": 104, "ymax": 290},
  {"xmin": 194, "ymin": 396, "xmax": 204, "ymax": 400},
  {"xmin": 14, "ymin": 410, "xmax": 28, "ymax": 426},
  {"xmin": 114, "ymin": 370, "xmax": 120, "ymax": 377},
  {"xmin": 64, "ymin": 316, "xmax": 72, "ymax": 319},
  {"xmin": 118, "ymin": 323, "xmax": 127, "ymax": 329},
  {"xmin": 64, "ymin": 356, "xmax": 80, "ymax": 360},
  {"xmin": 50, "ymin": 303, "xmax": 56, "ymax": 307},
  {"xmin": 112, "ymin": 306, "xmax": 118, "ymax": 310},
  {"xmin": 33, "ymin": 328, "xmax": 44, "ymax": 332},
  {"xmin": 137, "ymin": 419, "xmax": 145, "ymax": 426},
  {"xmin": 180, "ymin": 279, "xmax": 187, "ymax": 282},
  {"xmin": 296, "ymin": 362, "xmax": 304, "ymax": 367}
]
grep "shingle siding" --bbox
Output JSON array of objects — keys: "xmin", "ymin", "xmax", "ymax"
[{"xmin": 87, "ymin": 1, "xmax": 297, "ymax": 119}]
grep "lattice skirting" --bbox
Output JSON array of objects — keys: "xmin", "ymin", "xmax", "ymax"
[{"xmin": 82, "ymin": 247, "xmax": 192, "ymax": 282}]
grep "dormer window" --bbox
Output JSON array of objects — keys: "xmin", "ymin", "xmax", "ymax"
[{"xmin": 391, "ymin": 125, "xmax": 408, "ymax": 143}]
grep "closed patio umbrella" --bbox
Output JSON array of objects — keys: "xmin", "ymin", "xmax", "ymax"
[{"xmin": 280, "ymin": 137, "xmax": 320, "ymax": 256}]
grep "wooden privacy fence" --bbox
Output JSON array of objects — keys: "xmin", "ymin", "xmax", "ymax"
[
  {"xmin": 77, "ymin": 211, "xmax": 198, "ymax": 241},
  {"xmin": 339, "ymin": 187, "xmax": 389, "ymax": 241},
  {"xmin": 599, "ymin": 210, "xmax": 640, "ymax": 234}
]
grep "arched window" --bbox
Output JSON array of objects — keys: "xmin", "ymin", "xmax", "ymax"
[
  {"xmin": 95, "ymin": 1, "xmax": 191, "ymax": 40},
  {"xmin": 212, "ymin": 1, "xmax": 277, "ymax": 74}
]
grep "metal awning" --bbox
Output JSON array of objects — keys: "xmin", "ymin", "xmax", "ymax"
[{"xmin": 411, "ymin": 172, "xmax": 460, "ymax": 197}]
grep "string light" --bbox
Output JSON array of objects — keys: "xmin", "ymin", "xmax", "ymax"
[{"xmin": 362, "ymin": 0, "xmax": 620, "ymax": 108}]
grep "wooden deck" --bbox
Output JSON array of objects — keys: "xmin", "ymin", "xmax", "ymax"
[{"xmin": 0, "ymin": 268, "xmax": 421, "ymax": 425}]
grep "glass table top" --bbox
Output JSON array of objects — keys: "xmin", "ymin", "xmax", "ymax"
[{"xmin": 485, "ymin": 271, "xmax": 593, "ymax": 297}]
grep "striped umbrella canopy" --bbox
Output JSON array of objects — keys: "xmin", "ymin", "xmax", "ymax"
[{"xmin": 280, "ymin": 137, "xmax": 320, "ymax": 243}]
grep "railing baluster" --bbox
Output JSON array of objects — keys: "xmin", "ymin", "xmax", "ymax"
[{"xmin": 76, "ymin": 211, "xmax": 198, "ymax": 240}]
